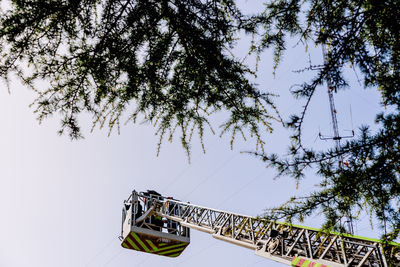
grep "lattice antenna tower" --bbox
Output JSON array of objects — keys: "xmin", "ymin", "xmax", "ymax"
[{"xmin": 319, "ymin": 45, "xmax": 355, "ymax": 234}]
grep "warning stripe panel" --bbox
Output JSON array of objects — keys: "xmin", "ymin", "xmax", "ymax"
[
  {"xmin": 131, "ymin": 232, "xmax": 151, "ymax": 252},
  {"xmin": 146, "ymin": 240, "xmax": 158, "ymax": 251},
  {"xmin": 291, "ymin": 257, "xmax": 331, "ymax": 267},
  {"xmin": 121, "ymin": 231, "xmax": 189, "ymax": 257},
  {"xmin": 158, "ymin": 246, "xmax": 186, "ymax": 255},
  {"xmin": 155, "ymin": 242, "xmax": 187, "ymax": 252},
  {"xmin": 167, "ymin": 252, "xmax": 181, "ymax": 258},
  {"xmin": 124, "ymin": 238, "xmax": 138, "ymax": 250}
]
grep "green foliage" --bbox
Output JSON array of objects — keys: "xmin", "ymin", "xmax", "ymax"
[
  {"xmin": 0, "ymin": 0, "xmax": 277, "ymax": 156},
  {"xmin": 245, "ymin": 0, "xmax": 400, "ymax": 244},
  {"xmin": 1, "ymin": 0, "xmax": 400, "ymax": 248}
]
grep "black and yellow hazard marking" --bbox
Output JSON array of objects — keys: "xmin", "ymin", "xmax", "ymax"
[{"xmin": 121, "ymin": 231, "xmax": 189, "ymax": 257}]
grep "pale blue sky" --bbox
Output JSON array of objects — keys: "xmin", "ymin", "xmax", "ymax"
[{"xmin": 0, "ymin": 1, "xmax": 386, "ymax": 267}]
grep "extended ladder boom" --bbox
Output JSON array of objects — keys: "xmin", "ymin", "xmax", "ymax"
[{"xmin": 142, "ymin": 193, "xmax": 400, "ymax": 267}]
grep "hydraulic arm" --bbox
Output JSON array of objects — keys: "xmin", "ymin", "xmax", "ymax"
[
  {"xmin": 151, "ymin": 194, "xmax": 399, "ymax": 267},
  {"xmin": 122, "ymin": 191, "xmax": 400, "ymax": 267}
]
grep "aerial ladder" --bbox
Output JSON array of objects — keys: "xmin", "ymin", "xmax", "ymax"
[{"xmin": 120, "ymin": 190, "xmax": 400, "ymax": 267}]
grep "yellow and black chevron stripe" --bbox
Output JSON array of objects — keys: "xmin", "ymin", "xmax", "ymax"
[{"xmin": 121, "ymin": 231, "xmax": 189, "ymax": 257}]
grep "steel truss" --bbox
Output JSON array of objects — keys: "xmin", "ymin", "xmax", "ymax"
[{"xmin": 144, "ymin": 195, "xmax": 400, "ymax": 267}]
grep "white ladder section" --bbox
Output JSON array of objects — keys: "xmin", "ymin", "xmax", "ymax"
[{"xmin": 146, "ymin": 196, "xmax": 399, "ymax": 267}]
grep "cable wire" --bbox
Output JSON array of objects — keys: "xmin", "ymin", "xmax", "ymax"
[
  {"xmin": 85, "ymin": 237, "xmax": 119, "ymax": 267},
  {"xmin": 161, "ymin": 139, "xmax": 219, "ymax": 193},
  {"xmin": 173, "ymin": 241, "xmax": 218, "ymax": 267},
  {"xmin": 216, "ymin": 169, "xmax": 266, "ymax": 207},
  {"xmin": 181, "ymin": 153, "xmax": 238, "ymax": 200},
  {"xmin": 102, "ymin": 250, "xmax": 122, "ymax": 267}
]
